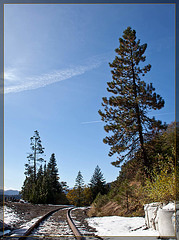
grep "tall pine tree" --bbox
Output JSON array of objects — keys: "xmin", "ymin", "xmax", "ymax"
[
  {"xmin": 98, "ymin": 27, "xmax": 166, "ymax": 176},
  {"xmin": 89, "ymin": 165, "xmax": 107, "ymax": 201},
  {"xmin": 21, "ymin": 130, "xmax": 45, "ymax": 202},
  {"xmin": 74, "ymin": 171, "xmax": 85, "ymax": 207},
  {"xmin": 27, "ymin": 130, "xmax": 45, "ymax": 182},
  {"xmin": 46, "ymin": 153, "xmax": 62, "ymax": 204},
  {"xmin": 21, "ymin": 133, "xmax": 68, "ymax": 204}
]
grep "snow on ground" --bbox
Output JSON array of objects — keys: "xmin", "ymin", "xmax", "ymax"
[
  {"xmin": 86, "ymin": 216, "xmax": 159, "ymax": 236},
  {"xmin": 32, "ymin": 217, "xmax": 72, "ymax": 236},
  {"xmin": 32, "ymin": 208, "xmax": 73, "ymax": 237},
  {"xmin": 4, "ymin": 206, "xmax": 21, "ymax": 226},
  {"xmin": 4, "ymin": 204, "xmax": 175, "ymax": 237},
  {"xmin": 3, "ymin": 206, "xmax": 42, "ymax": 236},
  {"xmin": 10, "ymin": 216, "xmax": 42, "ymax": 236}
]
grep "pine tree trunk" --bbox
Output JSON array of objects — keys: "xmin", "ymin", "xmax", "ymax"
[
  {"xmin": 136, "ymin": 103, "xmax": 149, "ymax": 177},
  {"xmin": 131, "ymin": 60, "xmax": 149, "ymax": 177}
]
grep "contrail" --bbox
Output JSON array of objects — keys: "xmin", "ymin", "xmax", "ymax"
[
  {"xmin": 81, "ymin": 120, "xmax": 102, "ymax": 124},
  {"xmin": 4, "ymin": 55, "xmax": 105, "ymax": 94},
  {"xmin": 81, "ymin": 112, "xmax": 174, "ymax": 125},
  {"xmin": 148, "ymin": 112, "xmax": 174, "ymax": 117}
]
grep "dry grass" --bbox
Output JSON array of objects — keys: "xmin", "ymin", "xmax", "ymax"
[{"xmin": 88, "ymin": 200, "xmax": 145, "ymax": 218}]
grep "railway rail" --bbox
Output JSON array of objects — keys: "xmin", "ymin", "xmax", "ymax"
[{"xmin": 4, "ymin": 206, "xmax": 102, "ymax": 240}]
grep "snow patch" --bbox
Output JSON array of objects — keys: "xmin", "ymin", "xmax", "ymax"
[
  {"xmin": 10, "ymin": 216, "xmax": 42, "ymax": 236},
  {"xmin": 86, "ymin": 216, "xmax": 159, "ymax": 236},
  {"xmin": 4, "ymin": 206, "xmax": 21, "ymax": 225},
  {"xmin": 32, "ymin": 216, "xmax": 73, "ymax": 236}
]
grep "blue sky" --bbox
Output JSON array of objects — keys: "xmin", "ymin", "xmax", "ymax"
[{"xmin": 4, "ymin": 4, "xmax": 175, "ymax": 190}]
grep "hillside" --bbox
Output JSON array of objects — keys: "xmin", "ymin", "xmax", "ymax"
[
  {"xmin": 4, "ymin": 190, "xmax": 20, "ymax": 196},
  {"xmin": 88, "ymin": 123, "xmax": 176, "ymax": 218}
]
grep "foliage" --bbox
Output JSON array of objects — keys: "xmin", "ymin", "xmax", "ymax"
[
  {"xmin": 89, "ymin": 165, "xmax": 108, "ymax": 201},
  {"xmin": 143, "ymin": 122, "xmax": 175, "ymax": 176},
  {"xmin": 93, "ymin": 192, "xmax": 109, "ymax": 210},
  {"xmin": 60, "ymin": 181, "xmax": 69, "ymax": 193},
  {"xmin": 21, "ymin": 175, "xmax": 34, "ymax": 201},
  {"xmin": 45, "ymin": 153, "xmax": 62, "ymax": 204},
  {"xmin": 66, "ymin": 185, "xmax": 93, "ymax": 206},
  {"xmin": 21, "ymin": 131, "xmax": 68, "ymax": 204},
  {"xmin": 66, "ymin": 188, "xmax": 79, "ymax": 206},
  {"xmin": 113, "ymin": 179, "xmax": 132, "ymax": 212},
  {"xmin": 67, "ymin": 168, "xmax": 108, "ymax": 206},
  {"xmin": 74, "ymin": 171, "xmax": 85, "ymax": 206},
  {"xmin": 26, "ymin": 130, "xmax": 45, "ymax": 181},
  {"xmin": 21, "ymin": 131, "xmax": 45, "ymax": 202},
  {"xmin": 90, "ymin": 123, "xmax": 176, "ymax": 217},
  {"xmin": 142, "ymin": 156, "xmax": 175, "ymax": 202},
  {"xmin": 75, "ymin": 171, "xmax": 84, "ymax": 188},
  {"xmin": 83, "ymin": 186, "xmax": 93, "ymax": 205},
  {"xmin": 98, "ymin": 27, "xmax": 166, "ymax": 176},
  {"xmin": 66, "ymin": 171, "xmax": 85, "ymax": 207}
]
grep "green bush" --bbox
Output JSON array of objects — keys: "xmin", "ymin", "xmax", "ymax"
[
  {"xmin": 93, "ymin": 193, "xmax": 109, "ymax": 209},
  {"xmin": 143, "ymin": 156, "xmax": 175, "ymax": 202}
]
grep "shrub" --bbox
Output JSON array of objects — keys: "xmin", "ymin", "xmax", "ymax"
[
  {"xmin": 93, "ymin": 193, "xmax": 109, "ymax": 209},
  {"xmin": 143, "ymin": 156, "xmax": 175, "ymax": 202}
]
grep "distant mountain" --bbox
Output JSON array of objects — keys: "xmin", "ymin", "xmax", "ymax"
[{"xmin": 4, "ymin": 190, "xmax": 20, "ymax": 195}]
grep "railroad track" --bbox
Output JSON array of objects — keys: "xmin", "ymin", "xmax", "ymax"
[{"xmin": 4, "ymin": 206, "xmax": 102, "ymax": 240}]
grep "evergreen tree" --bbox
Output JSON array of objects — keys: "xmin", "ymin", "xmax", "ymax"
[
  {"xmin": 27, "ymin": 130, "xmax": 45, "ymax": 182},
  {"xmin": 36, "ymin": 165, "xmax": 44, "ymax": 203},
  {"xmin": 89, "ymin": 165, "xmax": 107, "ymax": 201},
  {"xmin": 40, "ymin": 161, "xmax": 49, "ymax": 204},
  {"xmin": 21, "ymin": 175, "xmax": 33, "ymax": 201},
  {"xmin": 47, "ymin": 153, "xmax": 60, "ymax": 191},
  {"xmin": 46, "ymin": 153, "xmax": 62, "ymax": 204},
  {"xmin": 98, "ymin": 27, "xmax": 166, "ymax": 176},
  {"xmin": 21, "ymin": 159, "xmax": 34, "ymax": 200},
  {"xmin": 60, "ymin": 181, "xmax": 69, "ymax": 193},
  {"xmin": 21, "ymin": 130, "xmax": 45, "ymax": 202},
  {"xmin": 74, "ymin": 171, "xmax": 85, "ymax": 206},
  {"xmin": 21, "ymin": 132, "xmax": 68, "ymax": 204},
  {"xmin": 43, "ymin": 160, "xmax": 47, "ymax": 175},
  {"xmin": 37, "ymin": 164, "xmax": 43, "ymax": 182},
  {"xmin": 116, "ymin": 179, "xmax": 133, "ymax": 213}
]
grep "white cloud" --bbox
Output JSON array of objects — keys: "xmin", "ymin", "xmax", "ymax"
[
  {"xmin": 4, "ymin": 68, "xmax": 18, "ymax": 81},
  {"xmin": 4, "ymin": 56, "xmax": 103, "ymax": 94}
]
